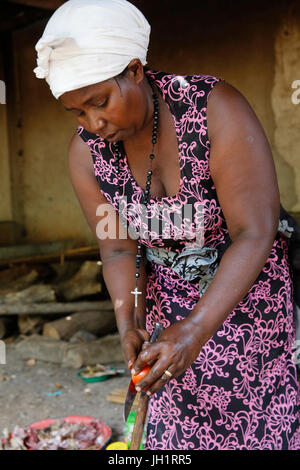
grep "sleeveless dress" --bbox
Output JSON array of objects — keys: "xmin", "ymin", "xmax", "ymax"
[{"xmin": 77, "ymin": 70, "xmax": 300, "ymax": 450}]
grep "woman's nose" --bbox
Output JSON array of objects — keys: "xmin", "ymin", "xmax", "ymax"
[
  {"xmin": 93, "ymin": 118, "xmax": 105, "ymax": 135},
  {"xmin": 97, "ymin": 119, "xmax": 105, "ymax": 130},
  {"xmin": 87, "ymin": 113, "xmax": 105, "ymax": 134}
]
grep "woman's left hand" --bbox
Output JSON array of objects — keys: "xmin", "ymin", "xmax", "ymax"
[{"xmin": 131, "ymin": 319, "xmax": 204, "ymax": 395}]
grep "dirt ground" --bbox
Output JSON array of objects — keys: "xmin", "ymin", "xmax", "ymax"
[{"xmin": 0, "ymin": 341, "xmax": 132, "ymax": 446}]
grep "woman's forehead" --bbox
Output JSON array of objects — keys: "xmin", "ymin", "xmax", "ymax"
[{"xmin": 60, "ymin": 79, "xmax": 112, "ymax": 106}]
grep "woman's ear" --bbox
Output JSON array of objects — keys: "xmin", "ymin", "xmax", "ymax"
[{"xmin": 127, "ymin": 58, "xmax": 144, "ymax": 84}]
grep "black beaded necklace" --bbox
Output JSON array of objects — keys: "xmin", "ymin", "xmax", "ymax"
[{"xmin": 113, "ymin": 76, "xmax": 160, "ymax": 309}]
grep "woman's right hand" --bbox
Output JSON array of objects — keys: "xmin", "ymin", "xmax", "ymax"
[{"xmin": 121, "ymin": 328, "xmax": 150, "ymax": 370}]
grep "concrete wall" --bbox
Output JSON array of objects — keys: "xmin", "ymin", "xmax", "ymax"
[
  {"xmin": 137, "ymin": 0, "xmax": 300, "ymax": 211},
  {"xmin": 272, "ymin": 3, "xmax": 300, "ymax": 212},
  {"xmin": 13, "ymin": 21, "xmax": 93, "ymax": 246},
  {"xmin": 1, "ymin": 0, "xmax": 300, "ymax": 245}
]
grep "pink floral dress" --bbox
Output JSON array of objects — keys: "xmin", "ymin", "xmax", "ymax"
[{"xmin": 77, "ymin": 70, "xmax": 300, "ymax": 450}]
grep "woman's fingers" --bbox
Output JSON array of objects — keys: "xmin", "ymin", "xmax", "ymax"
[
  {"xmin": 135, "ymin": 328, "xmax": 150, "ymax": 343},
  {"xmin": 141, "ymin": 341, "xmax": 150, "ymax": 351},
  {"xmin": 145, "ymin": 367, "xmax": 176, "ymax": 396},
  {"xmin": 129, "ymin": 320, "xmax": 202, "ymax": 395},
  {"xmin": 131, "ymin": 341, "xmax": 178, "ymax": 393},
  {"xmin": 131, "ymin": 342, "xmax": 161, "ymax": 374},
  {"xmin": 121, "ymin": 328, "xmax": 150, "ymax": 369},
  {"xmin": 122, "ymin": 341, "xmax": 137, "ymax": 369},
  {"xmin": 135, "ymin": 361, "xmax": 176, "ymax": 395}
]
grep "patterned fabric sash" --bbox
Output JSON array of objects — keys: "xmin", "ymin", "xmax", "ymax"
[
  {"xmin": 145, "ymin": 245, "xmax": 219, "ymax": 297},
  {"xmin": 145, "ymin": 206, "xmax": 300, "ymax": 308}
]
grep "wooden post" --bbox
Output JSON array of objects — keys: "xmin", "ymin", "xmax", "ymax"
[
  {"xmin": 2, "ymin": 28, "xmax": 25, "ymax": 244},
  {"xmin": 0, "ymin": 299, "xmax": 113, "ymax": 315}
]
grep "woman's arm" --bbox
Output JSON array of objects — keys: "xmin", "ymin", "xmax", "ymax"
[
  {"xmin": 132, "ymin": 81, "xmax": 280, "ymax": 394},
  {"xmin": 68, "ymin": 133, "xmax": 149, "ymax": 366},
  {"xmin": 187, "ymin": 80, "xmax": 280, "ymax": 340}
]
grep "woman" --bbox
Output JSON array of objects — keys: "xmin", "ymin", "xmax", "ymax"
[{"xmin": 34, "ymin": 0, "xmax": 300, "ymax": 450}]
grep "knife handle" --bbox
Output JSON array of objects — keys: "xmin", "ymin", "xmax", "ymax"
[
  {"xmin": 149, "ymin": 321, "xmax": 163, "ymax": 343},
  {"xmin": 129, "ymin": 392, "xmax": 149, "ymax": 450},
  {"xmin": 129, "ymin": 322, "xmax": 163, "ymax": 450}
]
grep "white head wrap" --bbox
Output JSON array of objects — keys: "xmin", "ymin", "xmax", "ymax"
[{"xmin": 33, "ymin": 0, "xmax": 151, "ymax": 99}]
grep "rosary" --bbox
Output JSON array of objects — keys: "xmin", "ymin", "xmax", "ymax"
[{"xmin": 113, "ymin": 76, "xmax": 160, "ymax": 308}]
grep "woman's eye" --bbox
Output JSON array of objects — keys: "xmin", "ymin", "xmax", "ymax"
[{"xmin": 96, "ymin": 99, "xmax": 107, "ymax": 108}]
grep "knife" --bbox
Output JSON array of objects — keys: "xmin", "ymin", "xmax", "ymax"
[{"xmin": 123, "ymin": 321, "xmax": 163, "ymax": 423}]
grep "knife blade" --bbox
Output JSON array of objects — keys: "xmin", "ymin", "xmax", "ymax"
[{"xmin": 123, "ymin": 321, "xmax": 163, "ymax": 423}]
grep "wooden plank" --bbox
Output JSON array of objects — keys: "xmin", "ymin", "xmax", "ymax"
[
  {"xmin": 2, "ymin": 0, "xmax": 66, "ymax": 10},
  {"xmin": 0, "ymin": 244, "xmax": 100, "ymax": 267},
  {"xmin": 0, "ymin": 239, "xmax": 76, "ymax": 261},
  {"xmin": 106, "ymin": 387, "xmax": 138, "ymax": 410},
  {"xmin": 0, "ymin": 299, "xmax": 113, "ymax": 315}
]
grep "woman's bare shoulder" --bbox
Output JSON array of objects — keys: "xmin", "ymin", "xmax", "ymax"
[
  {"xmin": 68, "ymin": 132, "xmax": 95, "ymax": 177},
  {"xmin": 207, "ymin": 80, "xmax": 259, "ymax": 142}
]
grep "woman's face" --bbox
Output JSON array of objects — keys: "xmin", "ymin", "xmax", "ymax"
[{"xmin": 59, "ymin": 63, "xmax": 151, "ymax": 142}]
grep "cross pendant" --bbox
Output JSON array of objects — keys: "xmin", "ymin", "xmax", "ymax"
[{"xmin": 131, "ymin": 287, "xmax": 142, "ymax": 308}]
